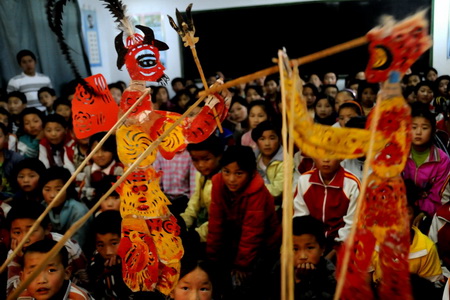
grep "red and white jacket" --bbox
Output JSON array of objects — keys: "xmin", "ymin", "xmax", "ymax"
[{"xmin": 293, "ymin": 166, "xmax": 360, "ymax": 242}]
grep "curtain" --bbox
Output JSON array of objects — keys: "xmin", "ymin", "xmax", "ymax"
[{"xmin": 0, "ymin": 0, "xmax": 91, "ymax": 95}]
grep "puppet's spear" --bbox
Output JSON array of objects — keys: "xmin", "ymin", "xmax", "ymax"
[{"xmin": 0, "ymin": 88, "xmax": 149, "ymax": 275}]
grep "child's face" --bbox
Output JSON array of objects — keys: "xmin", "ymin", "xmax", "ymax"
[
  {"xmin": 190, "ymin": 150, "xmax": 221, "ymax": 177},
  {"xmin": 155, "ymin": 88, "xmax": 169, "ymax": 103},
  {"xmin": 335, "ymin": 92, "xmax": 353, "ymax": 112},
  {"xmin": 416, "ymin": 85, "xmax": 434, "ymax": 104},
  {"xmin": 412, "ymin": 116, "xmax": 432, "ymax": 148},
  {"xmin": 315, "ymin": 98, "xmax": 333, "ymax": 119},
  {"xmin": 248, "ymin": 105, "xmax": 268, "ymax": 129},
  {"xmin": 314, "ymin": 158, "xmax": 341, "ymax": 179},
  {"xmin": 246, "ymin": 88, "xmax": 261, "ymax": 103},
  {"xmin": 324, "ymin": 87, "xmax": 338, "ymax": 99},
  {"xmin": 96, "ymin": 233, "xmax": 120, "ymax": 260},
  {"xmin": 20, "ymin": 55, "xmax": 36, "ymax": 75},
  {"xmin": 100, "ymin": 195, "xmax": 121, "ymax": 212},
  {"xmin": 264, "ymin": 80, "xmax": 278, "ymax": 94},
  {"xmin": 91, "ymin": 142, "xmax": 114, "ymax": 168},
  {"xmin": 323, "ymin": 73, "xmax": 336, "ymax": 85},
  {"xmin": 10, "ymin": 218, "xmax": 48, "ymax": 248},
  {"xmin": 426, "ymin": 71, "xmax": 437, "ymax": 82},
  {"xmin": 7, "ymin": 96, "xmax": 26, "ymax": 115},
  {"xmin": 294, "ymin": 233, "xmax": 323, "ymax": 270},
  {"xmin": 23, "ymin": 113, "xmax": 43, "ymax": 137},
  {"xmin": 222, "ymin": 162, "xmax": 250, "ymax": 193},
  {"xmin": 361, "ymin": 88, "xmax": 377, "ymax": 106},
  {"xmin": 110, "ymin": 87, "xmax": 122, "ymax": 105},
  {"xmin": 229, "ymin": 103, "xmax": 248, "ymax": 123},
  {"xmin": 438, "ymin": 79, "xmax": 449, "ymax": 97},
  {"xmin": 44, "ymin": 122, "xmax": 66, "ymax": 145},
  {"xmin": 177, "ymin": 94, "xmax": 191, "ymax": 109},
  {"xmin": 42, "ymin": 179, "xmax": 66, "ymax": 208},
  {"xmin": 302, "ymin": 87, "xmax": 316, "ymax": 108},
  {"xmin": 17, "ymin": 168, "xmax": 40, "ymax": 192},
  {"xmin": 257, "ymin": 130, "xmax": 280, "ymax": 158},
  {"xmin": 171, "ymin": 267, "xmax": 212, "ymax": 300},
  {"xmin": 407, "ymin": 75, "xmax": 421, "ymax": 87},
  {"xmin": 338, "ymin": 107, "xmax": 358, "ymax": 127},
  {"xmin": 21, "ymin": 252, "xmax": 70, "ymax": 300},
  {"xmin": 309, "ymin": 74, "xmax": 322, "ymax": 88},
  {"xmin": 38, "ymin": 92, "xmax": 56, "ymax": 109},
  {"xmin": 55, "ymin": 105, "xmax": 72, "ymax": 122}
]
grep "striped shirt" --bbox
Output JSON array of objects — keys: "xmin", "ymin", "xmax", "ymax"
[{"xmin": 7, "ymin": 72, "xmax": 52, "ymax": 109}]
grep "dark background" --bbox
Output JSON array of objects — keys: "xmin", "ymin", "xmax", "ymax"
[{"xmin": 180, "ymin": 0, "xmax": 432, "ymax": 81}]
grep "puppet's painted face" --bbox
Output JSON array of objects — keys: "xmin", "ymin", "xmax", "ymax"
[{"xmin": 126, "ymin": 44, "xmax": 166, "ymax": 82}]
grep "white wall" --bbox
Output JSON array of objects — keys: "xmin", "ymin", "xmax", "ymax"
[{"xmin": 78, "ymin": 0, "xmax": 450, "ymax": 84}]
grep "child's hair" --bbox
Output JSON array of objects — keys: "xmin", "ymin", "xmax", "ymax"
[
  {"xmin": 230, "ymin": 95, "xmax": 248, "ymax": 109},
  {"xmin": 6, "ymin": 201, "xmax": 51, "ymax": 230},
  {"xmin": 251, "ymin": 120, "xmax": 281, "ymax": 142},
  {"xmin": 293, "ymin": 215, "xmax": 326, "ymax": 248},
  {"xmin": 402, "ymin": 85, "xmax": 416, "ymax": 99},
  {"xmin": 345, "ymin": 116, "xmax": 367, "ymax": 129},
  {"xmin": 434, "ymin": 75, "xmax": 450, "ymax": 94},
  {"xmin": 338, "ymin": 101, "xmax": 363, "ymax": 116},
  {"xmin": 179, "ymin": 259, "xmax": 213, "ymax": 282},
  {"xmin": 357, "ymin": 81, "xmax": 379, "ymax": 99},
  {"xmin": 171, "ymin": 77, "xmax": 186, "ymax": 87},
  {"xmin": 94, "ymin": 210, "xmax": 121, "ymax": 236},
  {"xmin": 187, "ymin": 134, "xmax": 224, "ymax": 157},
  {"xmin": 20, "ymin": 107, "xmax": 44, "ymax": 132},
  {"xmin": 16, "ymin": 49, "xmax": 36, "ymax": 64},
  {"xmin": 11, "ymin": 158, "xmax": 46, "ymax": 189},
  {"xmin": 23, "ymin": 239, "xmax": 69, "ymax": 268},
  {"xmin": 414, "ymin": 81, "xmax": 435, "ymax": 95},
  {"xmin": 151, "ymin": 86, "xmax": 170, "ymax": 102},
  {"xmin": 108, "ymin": 82, "xmax": 124, "ymax": 93},
  {"xmin": 410, "ymin": 102, "xmax": 436, "ymax": 133},
  {"xmin": 313, "ymin": 94, "xmax": 335, "ymax": 109},
  {"xmin": 245, "ymin": 85, "xmax": 264, "ymax": 98},
  {"xmin": 404, "ymin": 179, "xmax": 421, "ymax": 216},
  {"xmin": 302, "ymin": 83, "xmax": 319, "ymax": 96},
  {"xmin": 322, "ymin": 84, "xmax": 339, "ymax": 92},
  {"xmin": 247, "ymin": 100, "xmax": 274, "ymax": 121},
  {"xmin": 88, "ymin": 131, "xmax": 119, "ymax": 161},
  {"xmin": 43, "ymin": 113, "xmax": 68, "ymax": 129},
  {"xmin": 220, "ymin": 145, "xmax": 256, "ymax": 173},
  {"xmin": 264, "ymin": 75, "xmax": 279, "ymax": 86},
  {"xmin": 7, "ymin": 91, "xmax": 27, "ymax": 104},
  {"xmin": 40, "ymin": 166, "xmax": 77, "ymax": 200},
  {"xmin": 52, "ymin": 98, "xmax": 72, "ymax": 111},
  {"xmin": 38, "ymin": 87, "xmax": 56, "ymax": 98},
  {"xmin": 337, "ymin": 89, "xmax": 356, "ymax": 101},
  {"xmin": 93, "ymin": 175, "xmax": 119, "ymax": 199}
]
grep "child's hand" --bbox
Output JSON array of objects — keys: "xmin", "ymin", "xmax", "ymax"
[
  {"xmin": 295, "ymin": 262, "xmax": 316, "ymax": 281},
  {"xmin": 104, "ymin": 255, "xmax": 121, "ymax": 267},
  {"xmin": 231, "ymin": 269, "xmax": 249, "ymax": 286},
  {"xmin": 413, "ymin": 212, "xmax": 426, "ymax": 228},
  {"xmin": 10, "ymin": 239, "xmax": 24, "ymax": 257}
]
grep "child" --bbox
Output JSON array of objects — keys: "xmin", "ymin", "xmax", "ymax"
[
  {"xmin": 7, "ymin": 91, "xmax": 27, "ymax": 134},
  {"xmin": 302, "ymin": 83, "xmax": 318, "ymax": 118},
  {"xmin": 313, "ymin": 95, "xmax": 336, "ymax": 126},
  {"xmin": 414, "ymin": 81, "xmax": 435, "ymax": 107},
  {"xmin": 181, "ymin": 135, "xmax": 224, "ymax": 243},
  {"xmin": 223, "ymin": 96, "xmax": 248, "ymax": 140},
  {"xmin": 79, "ymin": 132, "xmax": 123, "ymax": 205},
  {"xmin": 17, "ymin": 107, "xmax": 44, "ymax": 158},
  {"xmin": 207, "ymin": 145, "xmax": 281, "ymax": 299},
  {"xmin": 0, "ymin": 107, "xmax": 18, "ymax": 151},
  {"xmin": 251, "ymin": 121, "xmax": 284, "ymax": 199},
  {"xmin": 402, "ymin": 104, "xmax": 450, "ymax": 231},
  {"xmin": 93, "ymin": 175, "xmax": 121, "ymax": 216},
  {"xmin": 88, "ymin": 211, "xmax": 131, "ymax": 299},
  {"xmin": 170, "ymin": 260, "xmax": 213, "ymax": 300},
  {"xmin": 245, "ymin": 85, "xmax": 264, "ymax": 103},
  {"xmin": 425, "ymin": 67, "xmax": 438, "ymax": 82},
  {"xmin": 336, "ymin": 101, "xmax": 363, "ymax": 128},
  {"xmin": 293, "ymin": 157, "xmax": 360, "ymax": 258},
  {"xmin": 334, "ymin": 89, "xmax": 356, "ymax": 114},
  {"xmin": 53, "ymin": 98, "xmax": 72, "ymax": 124},
  {"xmin": 6, "ymin": 201, "xmax": 88, "ymax": 296},
  {"xmin": 41, "ymin": 166, "xmax": 92, "ymax": 249},
  {"xmin": 357, "ymin": 81, "xmax": 379, "ymax": 116},
  {"xmin": 292, "ymin": 216, "xmax": 336, "ymax": 300},
  {"xmin": 171, "ymin": 90, "xmax": 193, "ymax": 114},
  {"xmin": 429, "ymin": 201, "xmax": 450, "ymax": 274},
  {"xmin": 11, "ymin": 158, "xmax": 46, "ymax": 205},
  {"xmin": 322, "ymin": 84, "xmax": 339, "ymax": 99},
  {"xmin": 241, "ymin": 100, "xmax": 271, "ymax": 151},
  {"xmin": 37, "ymin": 87, "xmax": 57, "ymax": 115},
  {"xmin": 39, "ymin": 113, "xmax": 75, "ymax": 172},
  {"xmin": 322, "ymin": 72, "xmax": 337, "ymax": 86},
  {"xmin": 407, "ymin": 73, "xmax": 422, "ymax": 87},
  {"xmin": 108, "ymin": 82, "xmax": 123, "ymax": 105},
  {"xmin": 0, "ymin": 123, "xmax": 23, "ymax": 194},
  {"xmin": 152, "ymin": 86, "xmax": 171, "ymax": 110},
  {"xmin": 18, "ymin": 239, "xmax": 92, "ymax": 299}
]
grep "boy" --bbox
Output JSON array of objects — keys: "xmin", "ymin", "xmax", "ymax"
[
  {"xmin": 293, "ymin": 216, "xmax": 336, "ymax": 299},
  {"xmin": 251, "ymin": 121, "xmax": 284, "ymax": 199},
  {"xmin": 6, "ymin": 201, "xmax": 88, "ymax": 296},
  {"xmin": 88, "ymin": 211, "xmax": 131, "ymax": 299},
  {"xmin": 7, "ymin": 49, "xmax": 52, "ymax": 110},
  {"xmin": 181, "ymin": 134, "xmax": 224, "ymax": 242},
  {"xmin": 7, "ymin": 91, "xmax": 27, "ymax": 134},
  {"xmin": 293, "ymin": 157, "xmax": 360, "ymax": 259},
  {"xmin": 38, "ymin": 87, "xmax": 57, "ymax": 115},
  {"xmin": 19, "ymin": 239, "xmax": 92, "ymax": 300}
]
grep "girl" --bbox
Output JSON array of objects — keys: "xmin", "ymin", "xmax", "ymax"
[
  {"xmin": 425, "ymin": 67, "xmax": 438, "ymax": 82},
  {"xmin": 152, "ymin": 86, "xmax": 171, "ymax": 110},
  {"xmin": 207, "ymin": 145, "xmax": 281, "ymax": 299},
  {"xmin": 357, "ymin": 81, "xmax": 379, "ymax": 116},
  {"xmin": 108, "ymin": 82, "xmax": 123, "ymax": 105},
  {"xmin": 337, "ymin": 101, "xmax": 363, "ymax": 128},
  {"xmin": 434, "ymin": 75, "xmax": 450, "ymax": 99},
  {"xmin": 11, "ymin": 158, "xmax": 46, "ymax": 205},
  {"xmin": 302, "ymin": 83, "xmax": 318, "ymax": 118},
  {"xmin": 0, "ymin": 107, "xmax": 18, "ymax": 151},
  {"xmin": 241, "ymin": 100, "xmax": 272, "ymax": 151},
  {"xmin": 171, "ymin": 90, "xmax": 193, "ymax": 114},
  {"xmin": 224, "ymin": 96, "xmax": 248, "ymax": 139},
  {"xmin": 53, "ymin": 99, "xmax": 72, "ymax": 124},
  {"xmin": 0, "ymin": 123, "xmax": 23, "ymax": 194},
  {"xmin": 41, "ymin": 166, "xmax": 92, "ymax": 249},
  {"xmin": 79, "ymin": 132, "xmax": 123, "ymax": 206},
  {"xmin": 171, "ymin": 260, "xmax": 213, "ymax": 300},
  {"xmin": 245, "ymin": 85, "xmax": 264, "ymax": 103},
  {"xmin": 17, "ymin": 108, "xmax": 44, "ymax": 158},
  {"xmin": 313, "ymin": 95, "xmax": 336, "ymax": 125},
  {"xmin": 39, "ymin": 114, "xmax": 76, "ymax": 172},
  {"xmin": 414, "ymin": 81, "xmax": 435, "ymax": 107},
  {"xmin": 402, "ymin": 104, "xmax": 450, "ymax": 232}
]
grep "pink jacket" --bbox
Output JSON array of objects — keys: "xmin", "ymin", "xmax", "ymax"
[{"xmin": 402, "ymin": 146, "xmax": 450, "ymax": 216}]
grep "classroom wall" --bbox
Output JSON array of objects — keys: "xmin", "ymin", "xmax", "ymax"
[{"xmin": 77, "ymin": 0, "xmax": 450, "ymax": 85}]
